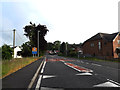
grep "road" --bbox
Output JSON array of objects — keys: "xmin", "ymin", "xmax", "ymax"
[
  {"xmin": 2, "ymin": 55, "xmax": 120, "ymax": 90},
  {"xmin": 34, "ymin": 55, "xmax": 120, "ymax": 90}
]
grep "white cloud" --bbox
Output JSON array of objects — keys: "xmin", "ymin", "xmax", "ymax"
[
  {"xmin": 44, "ymin": 0, "xmax": 119, "ymax": 43},
  {"xmin": 1, "ymin": 0, "xmax": 119, "ymax": 45}
]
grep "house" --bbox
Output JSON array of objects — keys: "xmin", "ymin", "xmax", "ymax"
[
  {"xmin": 14, "ymin": 46, "xmax": 22, "ymax": 58},
  {"xmin": 68, "ymin": 44, "xmax": 83, "ymax": 53},
  {"xmin": 82, "ymin": 32, "xmax": 120, "ymax": 59}
]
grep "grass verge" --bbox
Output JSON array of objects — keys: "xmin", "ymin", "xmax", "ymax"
[
  {"xmin": 1, "ymin": 57, "xmax": 42, "ymax": 79},
  {"xmin": 58, "ymin": 54, "xmax": 120, "ymax": 63}
]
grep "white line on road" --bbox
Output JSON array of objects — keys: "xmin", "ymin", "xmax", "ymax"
[
  {"xmin": 41, "ymin": 87, "xmax": 64, "ymax": 90},
  {"xmin": 86, "ymin": 62, "xmax": 89, "ymax": 64},
  {"xmin": 76, "ymin": 72, "xmax": 92, "ymax": 76},
  {"xmin": 81, "ymin": 61, "xmax": 84, "ymax": 63},
  {"xmin": 35, "ymin": 60, "xmax": 46, "ymax": 89},
  {"xmin": 43, "ymin": 75, "xmax": 56, "ymax": 79},
  {"xmin": 35, "ymin": 75, "xmax": 43, "ymax": 89},
  {"xmin": 92, "ymin": 63, "xmax": 102, "ymax": 66},
  {"xmin": 107, "ymin": 79, "xmax": 120, "ymax": 86},
  {"xmin": 41, "ymin": 61, "xmax": 46, "ymax": 73},
  {"xmin": 27, "ymin": 60, "xmax": 44, "ymax": 90},
  {"xmin": 35, "ymin": 58, "xmax": 46, "ymax": 89},
  {"xmin": 64, "ymin": 63, "xmax": 93, "ymax": 73},
  {"xmin": 93, "ymin": 81, "xmax": 120, "ymax": 87}
]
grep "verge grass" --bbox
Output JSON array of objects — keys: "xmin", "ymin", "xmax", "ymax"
[
  {"xmin": 1, "ymin": 57, "xmax": 42, "ymax": 79},
  {"xmin": 58, "ymin": 54, "xmax": 120, "ymax": 63}
]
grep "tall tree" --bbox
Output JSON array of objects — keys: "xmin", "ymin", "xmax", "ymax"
[
  {"xmin": 23, "ymin": 22, "xmax": 49, "ymax": 55},
  {"xmin": 60, "ymin": 42, "xmax": 66, "ymax": 54},
  {"xmin": 53, "ymin": 40, "xmax": 61, "ymax": 51},
  {"xmin": 47, "ymin": 42, "xmax": 54, "ymax": 50},
  {"xmin": 21, "ymin": 41, "xmax": 32, "ymax": 57}
]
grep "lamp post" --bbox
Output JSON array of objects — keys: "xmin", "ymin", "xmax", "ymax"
[
  {"xmin": 66, "ymin": 42, "xmax": 67, "ymax": 56},
  {"xmin": 38, "ymin": 31, "xmax": 40, "ymax": 57}
]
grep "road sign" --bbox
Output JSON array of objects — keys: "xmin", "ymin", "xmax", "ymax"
[{"xmin": 32, "ymin": 47, "xmax": 37, "ymax": 54}]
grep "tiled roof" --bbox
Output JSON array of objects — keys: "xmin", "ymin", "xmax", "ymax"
[{"xmin": 82, "ymin": 32, "xmax": 119, "ymax": 45}]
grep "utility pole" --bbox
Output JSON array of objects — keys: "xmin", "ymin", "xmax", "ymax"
[
  {"xmin": 38, "ymin": 31, "xmax": 40, "ymax": 57},
  {"xmin": 66, "ymin": 42, "xmax": 67, "ymax": 56},
  {"xmin": 13, "ymin": 29, "xmax": 16, "ymax": 48},
  {"xmin": 13, "ymin": 29, "xmax": 16, "ymax": 58}
]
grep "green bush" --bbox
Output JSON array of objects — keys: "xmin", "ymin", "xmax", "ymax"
[
  {"xmin": 68, "ymin": 51, "xmax": 77, "ymax": 57},
  {"xmin": 2, "ymin": 44, "xmax": 13, "ymax": 60}
]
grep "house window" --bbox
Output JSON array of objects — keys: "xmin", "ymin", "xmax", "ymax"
[
  {"xmin": 98, "ymin": 42, "xmax": 101, "ymax": 50},
  {"xmin": 104, "ymin": 42, "xmax": 107, "ymax": 45},
  {"xmin": 106, "ymin": 52, "xmax": 109, "ymax": 56},
  {"xmin": 90, "ymin": 43, "xmax": 94, "ymax": 47},
  {"xmin": 118, "ymin": 40, "xmax": 120, "ymax": 44}
]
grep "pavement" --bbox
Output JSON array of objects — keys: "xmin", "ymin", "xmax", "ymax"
[
  {"xmin": 2, "ymin": 55, "xmax": 120, "ymax": 90},
  {"xmin": 2, "ymin": 57, "xmax": 44, "ymax": 89}
]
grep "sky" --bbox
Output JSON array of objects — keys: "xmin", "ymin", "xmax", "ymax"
[{"xmin": 0, "ymin": 0, "xmax": 120, "ymax": 47}]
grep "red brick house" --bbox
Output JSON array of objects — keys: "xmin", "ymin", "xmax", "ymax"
[{"xmin": 82, "ymin": 32, "xmax": 120, "ymax": 59}]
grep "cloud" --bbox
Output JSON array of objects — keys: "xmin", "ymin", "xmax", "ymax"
[{"xmin": 1, "ymin": 0, "xmax": 119, "ymax": 46}]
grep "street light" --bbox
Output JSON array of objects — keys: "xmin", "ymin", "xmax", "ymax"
[{"xmin": 38, "ymin": 31, "xmax": 40, "ymax": 57}]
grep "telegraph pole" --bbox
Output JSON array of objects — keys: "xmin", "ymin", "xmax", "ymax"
[
  {"xmin": 38, "ymin": 31, "xmax": 40, "ymax": 57},
  {"xmin": 13, "ymin": 29, "xmax": 16, "ymax": 48},
  {"xmin": 13, "ymin": 29, "xmax": 16, "ymax": 58},
  {"xmin": 66, "ymin": 42, "xmax": 67, "ymax": 56}
]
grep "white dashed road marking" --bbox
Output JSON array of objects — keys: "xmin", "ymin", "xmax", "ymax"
[
  {"xmin": 92, "ymin": 63, "xmax": 101, "ymax": 66},
  {"xmin": 41, "ymin": 87, "xmax": 64, "ymax": 90},
  {"xmin": 76, "ymin": 72, "xmax": 92, "ymax": 76},
  {"xmin": 43, "ymin": 75, "xmax": 56, "ymax": 79}
]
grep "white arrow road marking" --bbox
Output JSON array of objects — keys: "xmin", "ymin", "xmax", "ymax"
[
  {"xmin": 76, "ymin": 72, "xmax": 92, "ymax": 76},
  {"xmin": 43, "ymin": 75, "xmax": 56, "ymax": 79},
  {"xmin": 93, "ymin": 81, "xmax": 120, "ymax": 87}
]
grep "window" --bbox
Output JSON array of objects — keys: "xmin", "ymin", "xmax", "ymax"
[
  {"xmin": 106, "ymin": 52, "xmax": 109, "ymax": 56},
  {"xmin": 90, "ymin": 43, "xmax": 94, "ymax": 47},
  {"xmin": 118, "ymin": 40, "xmax": 120, "ymax": 44},
  {"xmin": 104, "ymin": 42, "xmax": 107, "ymax": 45},
  {"xmin": 98, "ymin": 42, "xmax": 101, "ymax": 50}
]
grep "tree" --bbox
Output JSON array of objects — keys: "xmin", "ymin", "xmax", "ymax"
[
  {"xmin": 60, "ymin": 42, "xmax": 66, "ymax": 54},
  {"xmin": 23, "ymin": 22, "xmax": 49, "ymax": 56},
  {"xmin": 2, "ymin": 44, "xmax": 13, "ymax": 60},
  {"xmin": 53, "ymin": 40, "xmax": 61, "ymax": 51},
  {"xmin": 0, "ymin": 47, "xmax": 2, "ymax": 59},
  {"xmin": 47, "ymin": 42, "xmax": 54, "ymax": 50},
  {"xmin": 21, "ymin": 42, "xmax": 32, "ymax": 57}
]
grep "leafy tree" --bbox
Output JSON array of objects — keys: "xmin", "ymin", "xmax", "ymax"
[
  {"xmin": 53, "ymin": 40, "xmax": 61, "ymax": 51},
  {"xmin": 23, "ymin": 22, "xmax": 49, "ymax": 56},
  {"xmin": 47, "ymin": 42, "xmax": 54, "ymax": 50},
  {"xmin": 68, "ymin": 50, "xmax": 77, "ymax": 57},
  {"xmin": 2, "ymin": 44, "xmax": 13, "ymax": 60},
  {"xmin": 21, "ymin": 42, "xmax": 32, "ymax": 57},
  {"xmin": 60, "ymin": 42, "xmax": 66, "ymax": 54},
  {"xmin": 0, "ymin": 47, "xmax": 2, "ymax": 59}
]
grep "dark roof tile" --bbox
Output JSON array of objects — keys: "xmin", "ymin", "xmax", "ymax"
[{"xmin": 82, "ymin": 32, "xmax": 119, "ymax": 46}]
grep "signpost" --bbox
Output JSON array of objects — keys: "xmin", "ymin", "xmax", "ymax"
[{"xmin": 32, "ymin": 47, "xmax": 37, "ymax": 57}]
